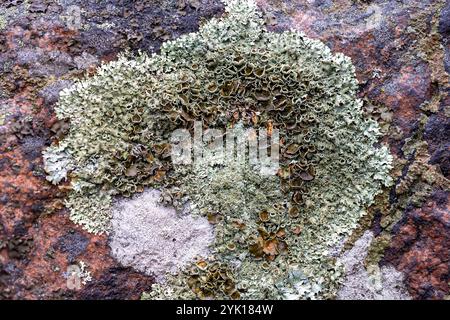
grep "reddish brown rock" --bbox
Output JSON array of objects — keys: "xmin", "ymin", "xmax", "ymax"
[{"xmin": 382, "ymin": 191, "xmax": 450, "ymax": 299}]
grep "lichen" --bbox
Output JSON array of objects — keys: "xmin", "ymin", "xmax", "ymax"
[
  {"xmin": 0, "ymin": 14, "xmax": 6, "ymax": 31},
  {"xmin": 43, "ymin": 142, "xmax": 75, "ymax": 184},
  {"xmin": 109, "ymin": 189, "xmax": 214, "ymax": 282},
  {"xmin": 43, "ymin": 0, "xmax": 393, "ymax": 299},
  {"xmin": 347, "ymin": 112, "xmax": 449, "ymax": 268},
  {"xmin": 337, "ymin": 231, "xmax": 411, "ymax": 300}
]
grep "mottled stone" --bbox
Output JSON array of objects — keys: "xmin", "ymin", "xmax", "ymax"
[{"xmin": 0, "ymin": 0, "xmax": 449, "ymax": 299}]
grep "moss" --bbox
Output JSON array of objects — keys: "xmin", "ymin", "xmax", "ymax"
[{"xmin": 44, "ymin": 0, "xmax": 393, "ymax": 298}]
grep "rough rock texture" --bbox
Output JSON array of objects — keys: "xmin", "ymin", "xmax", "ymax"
[
  {"xmin": 0, "ymin": 0, "xmax": 449, "ymax": 299},
  {"xmin": 110, "ymin": 189, "xmax": 214, "ymax": 282}
]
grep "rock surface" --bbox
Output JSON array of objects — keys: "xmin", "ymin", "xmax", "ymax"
[{"xmin": 0, "ymin": 0, "xmax": 448, "ymax": 299}]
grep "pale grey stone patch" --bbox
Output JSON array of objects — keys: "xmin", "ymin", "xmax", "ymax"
[
  {"xmin": 109, "ymin": 189, "xmax": 215, "ymax": 282},
  {"xmin": 337, "ymin": 231, "xmax": 411, "ymax": 300}
]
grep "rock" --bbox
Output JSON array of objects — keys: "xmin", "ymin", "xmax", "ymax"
[{"xmin": 0, "ymin": 0, "xmax": 448, "ymax": 300}]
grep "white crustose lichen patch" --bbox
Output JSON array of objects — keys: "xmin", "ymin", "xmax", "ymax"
[{"xmin": 109, "ymin": 189, "xmax": 215, "ymax": 282}]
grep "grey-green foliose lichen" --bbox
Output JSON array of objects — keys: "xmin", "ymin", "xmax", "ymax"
[{"xmin": 43, "ymin": 0, "xmax": 393, "ymax": 299}]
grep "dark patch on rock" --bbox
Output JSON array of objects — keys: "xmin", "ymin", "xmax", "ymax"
[
  {"xmin": 0, "ymin": 157, "xmax": 11, "ymax": 171},
  {"xmin": 440, "ymin": 0, "xmax": 450, "ymax": 74},
  {"xmin": 370, "ymin": 209, "xmax": 383, "ymax": 236},
  {"xmin": 429, "ymin": 146, "xmax": 450, "ymax": 177},
  {"xmin": 77, "ymin": 267, "xmax": 154, "ymax": 300},
  {"xmin": 12, "ymin": 221, "xmax": 28, "ymax": 237},
  {"xmin": 20, "ymin": 136, "xmax": 46, "ymax": 161},
  {"xmin": 55, "ymin": 231, "xmax": 89, "ymax": 263},
  {"xmin": 424, "ymin": 112, "xmax": 450, "ymax": 178},
  {"xmin": 0, "ymin": 262, "xmax": 21, "ymax": 299},
  {"xmin": 0, "ymin": 194, "xmax": 9, "ymax": 205},
  {"xmin": 431, "ymin": 189, "xmax": 449, "ymax": 209},
  {"xmin": 80, "ymin": 29, "xmax": 117, "ymax": 57}
]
